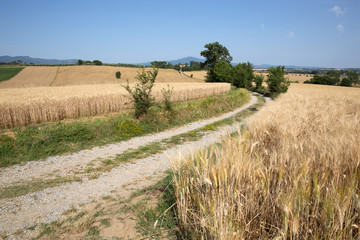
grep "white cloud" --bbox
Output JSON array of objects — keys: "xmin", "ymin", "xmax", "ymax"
[
  {"xmin": 337, "ymin": 24, "xmax": 344, "ymax": 32},
  {"xmin": 287, "ymin": 31, "xmax": 295, "ymax": 38},
  {"xmin": 261, "ymin": 24, "xmax": 264, "ymax": 31},
  {"xmin": 330, "ymin": 5, "xmax": 346, "ymax": 16}
]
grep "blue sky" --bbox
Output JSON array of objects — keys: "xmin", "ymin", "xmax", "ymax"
[{"xmin": 1, "ymin": 0, "xmax": 359, "ymax": 68}]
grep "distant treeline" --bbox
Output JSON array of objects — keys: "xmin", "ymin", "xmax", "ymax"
[
  {"xmin": 0, "ymin": 59, "xmax": 207, "ymax": 71},
  {"xmin": 305, "ymin": 70, "xmax": 359, "ymax": 87}
]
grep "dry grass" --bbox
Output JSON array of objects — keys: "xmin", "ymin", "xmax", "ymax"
[
  {"xmin": 173, "ymin": 84, "xmax": 360, "ymax": 239},
  {"xmin": 183, "ymin": 71, "xmax": 208, "ymax": 80},
  {"xmin": 0, "ymin": 83, "xmax": 230, "ymax": 128},
  {"xmin": 52, "ymin": 66, "xmax": 204, "ymax": 86}
]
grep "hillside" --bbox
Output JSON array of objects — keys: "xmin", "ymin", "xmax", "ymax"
[
  {"xmin": 0, "ymin": 65, "xmax": 204, "ymax": 88},
  {"xmin": 0, "ymin": 56, "xmax": 78, "ymax": 65}
]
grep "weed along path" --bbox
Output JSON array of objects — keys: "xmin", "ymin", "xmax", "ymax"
[{"xmin": 0, "ymin": 94, "xmax": 267, "ymax": 238}]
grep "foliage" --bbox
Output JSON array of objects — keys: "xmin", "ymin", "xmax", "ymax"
[
  {"xmin": 92, "ymin": 60, "xmax": 103, "ymax": 65},
  {"xmin": 0, "ymin": 66, "xmax": 24, "ymax": 82},
  {"xmin": 254, "ymin": 74, "xmax": 264, "ymax": 90},
  {"xmin": 212, "ymin": 60, "xmax": 233, "ymax": 83},
  {"xmin": 232, "ymin": 62, "xmax": 254, "ymax": 89},
  {"xmin": 77, "ymin": 59, "xmax": 83, "ymax": 65},
  {"xmin": 161, "ymin": 84, "xmax": 174, "ymax": 112},
  {"xmin": 341, "ymin": 71, "xmax": 359, "ymax": 87},
  {"xmin": 266, "ymin": 66, "xmax": 290, "ymax": 94},
  {"xmin": 118, "ymin": 119, "xmax": 143, "ymax": 137},
  {"xmin": 115, "ymin": 71, "xmax": 121, "ymax": 79},
  {"xmin": 309, "ymin": 71, "xmax": 340, "ymax": 85},
  {"xmin": 201, "ymin": 42, "xmax": 233, "ymax": 82},
  {"xmin": 124, "ymin": 67, "xmax": 158, "ymax": 118}
]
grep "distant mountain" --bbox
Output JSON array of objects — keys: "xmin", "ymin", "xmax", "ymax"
[
  {"xmin": 137, "ymin": 56, "xmax": 204, "ymax": 66},
  {"xmin": 253, "ymin": 63, "xmax": 325, "ymax": 70},
  {"xmin": 0, "ymin": 56, "xmax": 78, "ymax": 65}
]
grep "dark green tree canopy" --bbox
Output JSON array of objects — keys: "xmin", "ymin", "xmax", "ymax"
[{"xmin": 200, "ymin": 42, "xmax": 233, "ymax": 68}]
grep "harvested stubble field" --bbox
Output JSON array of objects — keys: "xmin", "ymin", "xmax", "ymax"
[
  {"xmin": 174, "ymin": 83, "xmax": 360, "ymax": 239},
  {"xmin": 0, "ymin": 66, "xmax": 58, "ymax": 88},
  {"xmin": 0, "ymin": 66, "xmax": 203, "ymax": 88},
  {"xmin": 0, "ymin": 83, "xmax": 230, "ymax": 128}
]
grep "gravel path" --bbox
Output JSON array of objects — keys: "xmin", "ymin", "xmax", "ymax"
[
  {"xmin": 0, "ymin": 95, "xmax": 257, "ymax": 187},
  {"xmin": 0, "ymin": 94, "xmax": 269, "ymax": 238}
]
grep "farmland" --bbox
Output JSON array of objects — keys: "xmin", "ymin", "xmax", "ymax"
[
  {"xmin": 0, "ymin": 66, "xmax": 24, "ymax": 82},
  {"xmin": 0, "ymin": 65, "xmax": 230, "ymax": 128},
  {"xmin": 183, "ymin": 70, "xmax": 313, "ymax": 83},
  {"xmin": 0, "ymin": 66, "xmax": 203, "ymax": 88},
  {"xmin": 174, "ymin": 83, "xmax": 360, "ymax": 239}
]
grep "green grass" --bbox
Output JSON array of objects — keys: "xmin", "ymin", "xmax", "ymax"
[
  {"xmin": 0, "ymin": 88, "xmax": 250, "ymax": 168},
  {"xmin": 0, "ymin": 66, "xmax": 24, "ymax": 82}
]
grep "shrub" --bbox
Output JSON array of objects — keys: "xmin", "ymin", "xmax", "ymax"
[
  {"xmin": 161, "ymin": 84, "xmax": 174, "ymax": 112},
  {"xmin": 115, "ymin": 71, "xmax": 121, "ymax": 79},
  {"xmin": 123, "ymin": 67, "xmax": 158, "ymax": 118},
  {"xmin": 118, "ymin": 119, "xmax": 142, "ymax": 137},
  {"xmin": 340, "ymin": 77, "xmax": 353, "ymax": 87},
  {"xmin": 254, "ymin": 75, "xmax": 264, "ymax": 90},
  {"xmin": 211, "ymin": 60, "xmax": 233, "ymax": 83},
  {"xmin": 93, "ymin": 60, "xmax": 103, "ymax": 65},
  {"xmin": 266, "ymin": 66, "xmax": 290, "ymax": 94}
]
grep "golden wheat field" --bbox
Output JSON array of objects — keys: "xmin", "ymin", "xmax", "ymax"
[
  {"xmin": 174, "ymin": 84, "xmax": 360, "ymax": 239},
  {"xmin": 0, "ymin": 83, "xmax": 230, "ymax": 128}
]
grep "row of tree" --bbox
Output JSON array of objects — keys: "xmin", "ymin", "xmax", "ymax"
[
  {"xmin": 200, "ymin": 42, "xmax": 289, "ymax": 96},
  {"xmin": 77, "ymin": 59, "xmax": 103, "ymax": 65},
  {"xmin": 305, "ymin": 70, "xmax": 359, "ymax": 87},
  {"xmin": 150, "ymin": 61, "xmax": 206, "ymax": 71}
]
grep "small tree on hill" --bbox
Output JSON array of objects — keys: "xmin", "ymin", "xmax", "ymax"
[
  {"xmin": 78, "ymin": 59, "xmax": 83, "ymax": 65},
  {"xmin": 115, "ymin": 71, "xmax": 121, "ymax": 79},
  {"xmin": 266, "ymin": 66, "xmax": 289, "ymax": 95},
  {"xmin": 123, "ymin": 67, "xmax": 158, "ymax": 118}
]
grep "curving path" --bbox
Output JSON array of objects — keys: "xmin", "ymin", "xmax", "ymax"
[{"xmin": 0, "ymin": 94, "xmax": 270, "ymax": 239}]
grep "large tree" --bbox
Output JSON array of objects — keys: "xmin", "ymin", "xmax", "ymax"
[{"xmin": 201, "ymin": 42, "xmax": 233, "ymax": 82}]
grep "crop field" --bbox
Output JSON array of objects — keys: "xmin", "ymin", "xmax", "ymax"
[
  {"xmin": 0, "ymin": 66, "xmax": 203, "ymax": 88},
  {"xmin": 174, "ymin": 83, "xmax": 360, "ymax": 239},
  {"xmin": 0, "ymin": 66, "xmax": 57, "ymax": 88},
  {"xmin": 0, "ymin": 66, "xmax": 24, "ymax": 82},
  {"xmin": 0, "ymin": 82, "xmax": 230, "ymax": 128},
  {"xmin": 51, "ymin": 66, "xmax": 204, "ymax": 86},
  {"xmin": 184, "ymin": 70, "xmax": 313, "ymax": 83}
]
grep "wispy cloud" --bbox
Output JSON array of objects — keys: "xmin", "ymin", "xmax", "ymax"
[
  {"xmin": 337, "ymin": 24, "xmax": 344, "ymax": 32},
  {"xmin": 261, "ymin": 24, "xmax": 264, "ymax": 31},
  {"xmin": 287, "ymin": 31, "xmax": 295, "ymax": 38},
  {"xmin": 330, "ymin": 5, "xmax": 346, "ymax": 16}
]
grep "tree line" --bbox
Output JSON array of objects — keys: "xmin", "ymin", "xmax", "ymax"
[
  {"xmin": 200, "ymin": 42, "xmax": 289, "ymax": 97},
  {"xmin": 304, "ymin": 70, "xmax": 359, "ymax": 87}
]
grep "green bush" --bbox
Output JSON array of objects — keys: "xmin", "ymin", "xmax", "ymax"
[
  {"xmin": 118, "ymin": 119, "xmax": 143, "ymax": 137},
  {"xmin": 266, "ymin": 66, "xmax": 290, "ymax": 94},
  {"xmin": 115, "ymin": 71, "xmax": 121, "ymax": 79},
  {"xmin": 124, "ymin": 67, "xmax": 158, "ymax": 118}
]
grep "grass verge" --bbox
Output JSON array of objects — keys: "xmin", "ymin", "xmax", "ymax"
[
  {"xmin": 0, "ymin": 95, "xmax": 265, "ymax": 199},
  {"xmin": 0, "ymin": 88, "xmax": 249, "ymax": 168}
]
